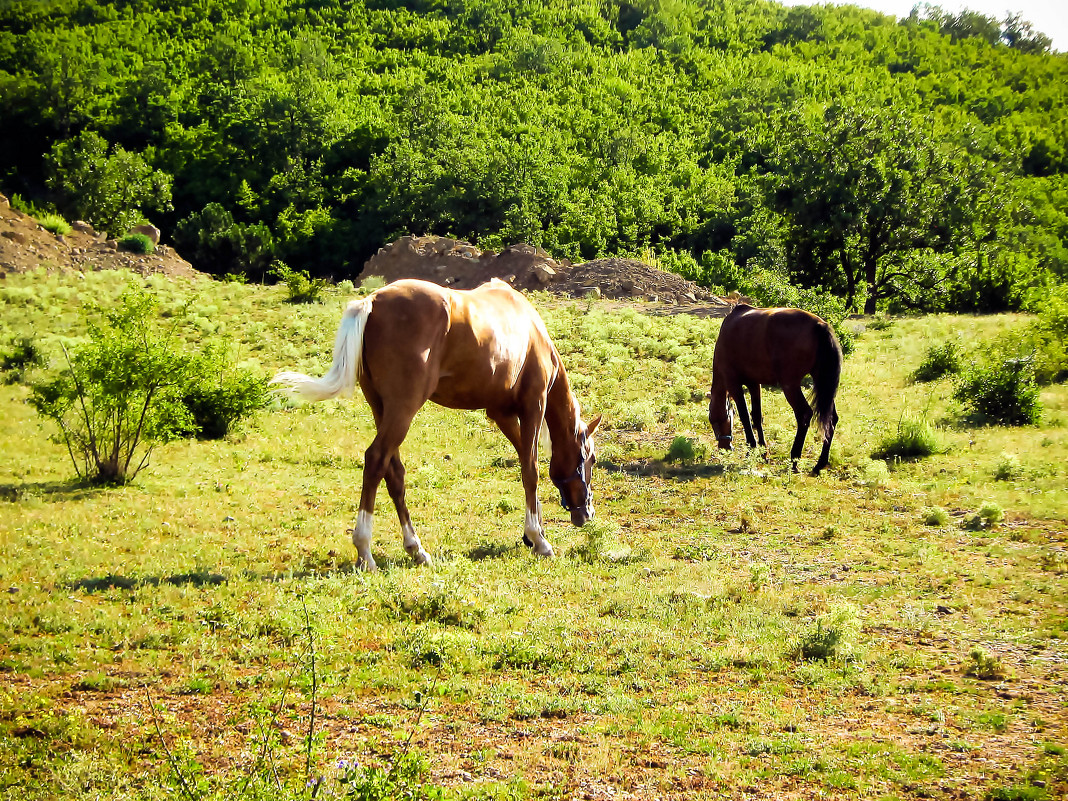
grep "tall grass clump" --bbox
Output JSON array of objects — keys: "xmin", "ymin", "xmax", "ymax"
[
  {"xmin": 872, "ymin": 414, "xmax": 943, "ymax": 460},
  {"xmin": 38, "ymin": 213, "xmax": 72, "ymax": 236},
  {"xmin": 910, "ymin": 341, "xmax": 963, "ymax": 382}
]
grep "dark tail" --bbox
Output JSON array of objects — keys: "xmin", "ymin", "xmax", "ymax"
[{"xmin": 811, "ymin": 322, "xmax": 843, "ymax": 439}]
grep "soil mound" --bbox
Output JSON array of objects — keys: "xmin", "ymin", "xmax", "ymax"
[
  {"xmin": 0, "ymin": 193, "xmax": 200, "ymax": 280},
  {"xmin": 363, "ymin": 235, "xmax": 728, "ymax": 310}
]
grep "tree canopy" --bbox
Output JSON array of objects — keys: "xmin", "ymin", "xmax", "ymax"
[{"xmin": 1, "ymin": 0, "xmax": 1065, "ymax": 312}]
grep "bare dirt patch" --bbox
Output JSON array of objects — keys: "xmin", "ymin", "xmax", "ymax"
[{"xmin": 0, "ymin": 194, "xmax": 201, "ymax": 280}]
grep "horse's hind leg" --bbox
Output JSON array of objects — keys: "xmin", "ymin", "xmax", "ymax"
[
  {"xmin": 782, "ymin": 384, "xmax": 813, "ymax": 473},
  {"xmin": 811, "ymin": 403, "xmax": 839, "ymax": 476},
  {"xmin": 354, "ymin": 393, "xmax": 424, "ymax": 570},
  {"xmin": 384, "ymin": 454, "xmax": 431, "ymax": 565}
]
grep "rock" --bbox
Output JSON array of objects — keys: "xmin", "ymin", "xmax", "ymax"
[
  {"xmin": 72, "ymin": 220, "xmax": 95, "ymax": 235},
  {"xmin": 105, "ymin": 239, "xmax": 118, "ymax": 249},
  {"xmin": 0, "ymin": 193, "xmax": 8, "ymax": 207},
  {"xmin": 1, "ymin": 230, "xmax": 26, "ymax": 245},
  {"xmin": 129, "ymin": 223, "xmax": 161, "ymax": 245},
  {"xmin": 532, "ymin": 263, "xmax": 557, "ymax": 284}
]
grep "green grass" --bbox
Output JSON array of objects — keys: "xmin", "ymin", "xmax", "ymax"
[{"xmin": 1, "ymin": 276, "xmax": 1067, "ymax": 800}]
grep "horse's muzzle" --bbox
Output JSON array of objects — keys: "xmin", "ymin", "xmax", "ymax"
[{"xmin": 570, "ymin": 507, "xmax": 592, "ymax": 526}]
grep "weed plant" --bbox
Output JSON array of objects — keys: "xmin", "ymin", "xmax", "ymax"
[
  {"xmin": 38, "ymin": 213, "xmax": 72, "ymax": 236},
  {"xmin": 911, "ymin": 341, "xmax": 963, "ymax": 382},
  {"xmin": 118, "ymin": 232, "xmax": 155, "ymax": 253}
]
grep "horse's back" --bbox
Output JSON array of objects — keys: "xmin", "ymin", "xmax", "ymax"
[
  {"xmin": 362, "ymin": 279, "xmax": 555, "ymax": 409},
  {"xmin": 715, "ymin": 304, "xmax": 834, "ymax": 384}
]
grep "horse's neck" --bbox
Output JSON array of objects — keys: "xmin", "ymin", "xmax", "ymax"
[{"xmin": 544, "ymin": 367, "xmax": 580, "ymax": 447}]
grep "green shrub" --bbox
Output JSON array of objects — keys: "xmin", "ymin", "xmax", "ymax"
[
  {"xmin": 1026, "ymin": 285, "xmax": 1068, "ymax": 384},
  {"xmin": 962, "ymin": 501, "xmax": 1005, "ymax": 531},
  {"xmin": 1, "ymin": 337, "xmax": 44, "ymax": 384},
  {"xmin": 665, "ymin": 435, "xmax": 704, "ymax": 463},
  {"xmin": 954, "ymin": 357, "xmax": 1042, "ymax": 426},
  {"xmin": 270, "ymin": 261, "xmax": 329, "ymax": 304},
  {"xmin": 911, "ymin": 341, "xmax": 963, "ymax": 382},
  {"xmin": 797, "ymin": 621, "xmax": 843, "ymax": 661},
  {"xmin": 922, "ymin": 507, "xmax": 950, "ymax": 526},
  {"xmin": 177, "ymin": 346, "xmax": 270, "ymax": 440},
  {"xmin": 872, "ymin": 415, "xmax": 943, "ymax": 460},
  {"xmin": 38, "ymin": 213, "xmax": 72, "ymax": 236},
  {"xmin": 992, "ymin": 452, "xmax": 1022, "ymax": 481},
  {"xmin": 29, "ymin": 290, "xmax": 198, "ymax": 484},
  {"xmin": 118, "ymin": 233, "xmax": 155, "ymax": 254}
]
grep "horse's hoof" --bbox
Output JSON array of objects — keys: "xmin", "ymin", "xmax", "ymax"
[
  {"xmin": 412, "ymin": 549, "xmax": 432, "ymax": 566},
  {"xmin": 535, "ymin": 543, "xmax": 555, "ymax": 558},
  {"xmin": 522, "ymin": 533, "xmax": 533, "ymax": 548}
]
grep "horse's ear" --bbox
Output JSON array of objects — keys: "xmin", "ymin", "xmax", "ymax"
[{"xmin": 587, "ymin": 414, "xmax": 602, "ymax": 436}]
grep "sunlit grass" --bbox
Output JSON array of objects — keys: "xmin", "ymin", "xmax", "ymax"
[{"xmin": 0, "ymin": 273, "xmax": 1066, "ymax": 800}]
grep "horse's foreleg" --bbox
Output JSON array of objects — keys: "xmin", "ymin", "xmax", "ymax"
[
  {"xmin": 782, "ymin": 385, "xmax": 813, "ymax": 473},
  {"xmin": 384, "ymin": 455, "xmax": 431, "ymax": 565},
  {"xmin": 490, "ymin": 409, "xmax": 554, "ymax": 558},
  {"xmin": 749, "ymin": 384, "xmax": 767, "ymax": 451},
  {"xmin": 810, "ymin": 403, "xmax": 839, "ymax": 476},
  {"xmin": 731, "ymin": 386, "xmax": 758, "ymax": 450}
]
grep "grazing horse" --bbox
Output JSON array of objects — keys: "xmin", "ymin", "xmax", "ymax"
[
  {"xmin": 708, "ymin": 303, "xmax": 842, "ymax": 475},
  {"xmin": 271, "ymin": 278, "xmax": 601, "ymax": 570}
]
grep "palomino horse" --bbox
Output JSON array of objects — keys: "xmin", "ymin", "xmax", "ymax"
[
  {"xmin": 271, "ymin": 278, "xmax": 601, "ymax": 570},
  {"xmin": 708, "ymin": 303, "xmax": 842, "ymax": 475}
]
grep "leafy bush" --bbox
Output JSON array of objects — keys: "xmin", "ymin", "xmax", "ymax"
[
  {"xmin": 954, "ymin": 356, "xmax": 1042, "ymax": 426},
  {"xmin": 911, "ymin": 341, "xmax": 963, "ymax": 382},
  {"xmin": 177, "ymin": 346, "xmax": 270, "ymax": 440},
  {"xmin": 270, "ymin": 261, "xmax": 329, "ymax": 304},
  {"xmin": 962, "ymin": 501, "xmax": 1005, "ymax": 531},
  {"xmin": 872, "ymin": 415, "xmax": 943, "ymax": 460},
  {"xmin": 797, "ymin": 621, "xmax": 843, "ymax": 661},
  {"xmin": 1026, "ymin": 285, "xmax": 1068, "ymax": 384},
  {"xmin": 992, "ymin": 452, "xmax": 1022, "ymax": 481},
  {"xmin": 38, "ymin": 213, "xmax": 71, "ymax": 236},
  {"xmin": 29, "ymin": 291, "xmax": 198, "ymax": 484},
  {"xmin": 118, "ymin": 233, "xmax": 155, "ymax": 254},
  {"xmin": 0, "ymin": 337, "xmax": 44, "ymax": 384}
]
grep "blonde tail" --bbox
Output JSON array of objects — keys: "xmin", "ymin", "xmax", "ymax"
[{"xmin": 270, "ymin": 297, "xmax": 373, "ymax": 401}]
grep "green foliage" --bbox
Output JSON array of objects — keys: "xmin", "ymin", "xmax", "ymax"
[
  {"xmin": 269, "ymin": 261, "xmax": 330, "ymax": 304},
  {"xmin": 954, "ymin": 356, "xmax": 1042, "ymax": 426},
  {"xmin": 665, "ymin": 435, "xmax": 704, "ymax": 463},
  {"xmin": 872, "ymin": 415, "xmax": 943, "ymax": 460},
  {"xmin": 796, "ymin": 621, "xmax": 843, "ymax": 662},
  {"xmin": 0, "ymin": 337, "xmax": 44, "ymax": 384},
  {"xmin": 37, "ymin": 213, "xmax": 71, "ymax": 236},
  {"xmin": 922, "ymin": 507, "xmax": 951, "ymax": 526},
  {"xmin": 336, "ymin": 752, "xmax": 447, "ymax": 800},
  {"xmin": 28, "ymin": 290, "xmax": 198, "ymax": 484},
  {"xmin": 118, "ymin": 233, "xmax": 154, "ymax": 254},
  {"xmin": 177, "ymin": 345, "xmax": 270, "ymax": 440},
  {"xmin": 0, "ymin": 0, "xmax": 1063, "ymax": 311},
  {"xmin": 964, "ymin": 647, "xmax": 1006, "ymax": 680},
  {"xmin": 963, "ymin": 502, "xmax": 1006, "ymax": 531},
  {"xmin": 44, "ymin": 131, "xmax": 172, "ymax": 237},
  {"xmin": 911, "ymin": 341, "xmax": 963, "ymax": 382},
  {"xmin": 1025, "ymin": 285, "xmax": 1068, "ymax": 384}
]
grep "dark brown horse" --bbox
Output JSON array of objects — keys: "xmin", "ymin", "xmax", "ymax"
[
  {"xmin": 271, "ymin": 278, "xmax": 600, "ymax": 570},
  {"xmin": 708, "ymin": 303, "xmax": 842, "ymax": 475}
]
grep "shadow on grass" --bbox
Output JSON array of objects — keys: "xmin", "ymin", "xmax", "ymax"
[
  {"xmin": 69, "ymin": 570, "xmax": 228, "ymax": 593},
  {"xmin": 466, "ymin": 539, "xmax": 526, "ymax": 562},
  {"xmin": 0, "ymin": 480, "xmax": 102, "ymax": 503},
  {"xmin": 601, "ymin": 459, "xmax": 727, "ymax": 481}
]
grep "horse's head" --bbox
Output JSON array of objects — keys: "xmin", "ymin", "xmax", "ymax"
[
  {"xmin": 708, "ymin": 395, "xmax": 734, "ymax": 450},
  {"xmin": 550, "ymin": 414, "xmax": 601, "ymax": 526}
]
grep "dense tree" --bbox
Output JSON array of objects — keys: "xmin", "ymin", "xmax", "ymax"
[{"xmin": 0, "ymin": 0, "xmax": 1064, "ymax": 313}]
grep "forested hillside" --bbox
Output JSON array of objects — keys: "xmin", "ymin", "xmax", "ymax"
[{"xmin": 1, "ymin": 0, "xmax": 1066, "ymax": 313}]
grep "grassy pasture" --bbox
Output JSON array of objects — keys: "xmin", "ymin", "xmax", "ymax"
[{"xmin": 0, "ymin": 269, "xmax": 1066, "ymax": 800}]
